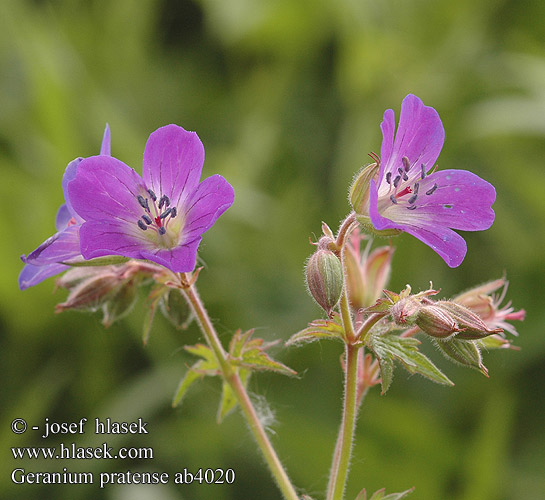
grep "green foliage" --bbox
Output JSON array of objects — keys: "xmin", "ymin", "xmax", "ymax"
[{"xmin": 3, "ymin": 0, "xmax": 545, "ymax": 499}]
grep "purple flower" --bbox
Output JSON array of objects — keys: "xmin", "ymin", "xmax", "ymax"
[
  {"xmin": 19, "ymin": 125, "xmax": 112, "ymax": 290},
  {"xmin": 368, "ymin": 94, "xmax": 496, "ymax": 267},
  {"xmin": 67, "ymin": 124, "xmax": 234, "ymax": 273}
]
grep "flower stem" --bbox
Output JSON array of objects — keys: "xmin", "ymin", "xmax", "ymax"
[
  {"xmin": 179, "ymin": 274, "xmax": 299, "ymax": 500},
  {"xmin": 326, "ymin": 342, "xmax": 360, "ymax": 500}
]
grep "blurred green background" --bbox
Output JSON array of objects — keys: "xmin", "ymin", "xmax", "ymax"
[{"xmin": 1, "ymin": 0, "xmax": 544, "ymax": 499}]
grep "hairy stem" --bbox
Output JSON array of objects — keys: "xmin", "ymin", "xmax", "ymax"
[
  {"xmin": 179, "ymin": 274, "xmax": 299, "ymax": 500},
  {"xmin": 326, "ymin": 342, "xmax": 360, "ymax": 500}
]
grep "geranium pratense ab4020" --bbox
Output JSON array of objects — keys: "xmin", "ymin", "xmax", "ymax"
[
  {"xmin": 19, "ymin": 125, "xmax": 112, "ymax": 290},
  {"xmin": 68, "ymin": 125, "xmax": 234, "ymax": 273},
  {"xmin": 354, "ymin": 94, "xmax": 496, "ymax": 268}
]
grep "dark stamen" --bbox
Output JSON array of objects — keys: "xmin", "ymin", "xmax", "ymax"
[
  {"xmin": 408, "ymin": 194, "xmax": 418, "ymax": 204},
  {"xmin": 414, "ymin": 182, "xmax": 420, "ymax": 194},
  {"xmin": 390, "ymin": 195, "xmax": 398, "ymax": 204},
  {"xmin": 158, "ymin": 195, "xmax": 170, "ymax": 210},
  {"xmin": 137, "ymin": 195, "xmax": 149, "ymax": 210},
  {"xmin": 393, "ymin": 175, "xmax": 401, "ymax": 188},
  {"xmin": 147, "ymin": 189, "xmax": 157, "ymax": 201},
  {"xmin": 402, "ymin": 171, "xmax": 409, "ymax": 181},
  {"xmin": 402, "ymin": 156, "xmax": 410, "ymax": 172},
  {"xmin": 158, "ymin": 227, "xmax": 166, "ymax": 235},
  {"xmin": 142, "ymin": 215, "xmax": 152, "ymax": 225},
  {"xmin": 159, "ymin": 207, "xmax": 172, "ymax": 219},
  {"xmin": 137, "ymin": 220, "xmax": 148, "ymax": 231},
  {"xmin": 426, "ymin": 183, "xmax": 438, "ymax": 196},
  {"xmin": 386, "ymin": 172, "xmax": 392, "ymax": 184},
  {"xmin": 421, "ymin": 164, "xmax": 426, "ymax": 179},
  {"xmin": 170, "ymin": 207, "xmax": 177, "ymax": 218},
  {"xmin": 407, "ymin": 205, "xmax": 417, "ymax": 210}
]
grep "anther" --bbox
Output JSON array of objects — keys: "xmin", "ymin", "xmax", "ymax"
[
  {"xmin": 426, "ymin": 183, "xmax": 438, "ymax": 196},
  {"xmin": 407, "ymin": 205, "xmax": 417, "ymax": 210},
  {"xmin": 414, "ymin": 182, "xmax": 420, "ymax": 194},
  {"xmin": 137, "ymin": 195, "xmax": 149, "ymax": 210},
  {"xmin": 137, "ymin": 220, "xmax": 148, "ymax": 231},
  {"xmin": 402, "ymin": 156, "xmax": 410, "ymax": 172},
  {"xmin": 421, "ymin": 164, "xmax": 426, "ymax": 179},
  {"xmin": 170, "ymin": 207, "xmax": 177, "ymax": 218},
  {"xmin": 386, "ymin": 172, "xmax": 392, "ymax": 184},
  {"xmin": 390, "ymin": 195, "xmax": 398, "ymax": 204},
  {"xmin": 408, "ymin": 194, "xmax": 418, "ymax": 204},
  {"xmin": 158, "ymin": 227, "xmax": 166, "ymax": 235},
  {"xmin": 158, "ymin": 195, "xmax": 170, "ymax": 210},
  {"xmin": 159, "ymin": 207, "xmax": 172, "ymax": 219},
  {"xmin": 147, "ymin": 189, "xmax": 157, "ymax": 202},
  {"xmin": 142, "ymin": 215, "xmax": 153, "ymax": 225},
  {"xmin": 393, "ymin": 175, "xmax": 401, "ymax": 188}
]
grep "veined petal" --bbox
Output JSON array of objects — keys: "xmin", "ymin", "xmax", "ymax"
[
  {"xmin": 19, "ymin": 262, "xmax": 69, "ymax": 290},
  {"xmin": 369, "ymin": 179, "xmax": 467, "ymax": 267},
  {"xmin": 22, "ymin": 225, "xmax": 81, "ymax": 266},
  {"xmin": 181, "ymin": 174, "xmax": 235, "ymax": 241},
  {"xmin": 402, "ymin": 222, "xmax": 467, "ymax": 268},
  {"xmin": 140, "ymin": 237, "xmax": 202, "ymax": 273},
  {"xmin": 55, "ymin": 204, "xmax": 72, "ymax": 231},
  {"xmin": 68, "ymin": 156, "xmax": 145, "ymax": 224},
  {"xmin": 78, "ymin": 220, "xmax": 154, "ymax": 261},
  {"xmin": 404, "ymin": 170, "xmax": 496, "ymax": 231},
  {"xmin": 143, "ymin": 124, "xmax": 205, "ymax": 208},
  {"xmin": 61, "ymin": 158, "xmax": 84, "ymax": 222},
  {"xmin": 379, "ymin": 94, "xmax": 444, "ymax": 192}
]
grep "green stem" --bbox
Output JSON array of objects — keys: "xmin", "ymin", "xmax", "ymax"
[
  {"xmin": 179, "ymin": 275, "xmax": 299, "ymax": 500},
  {"xmin": 326, "ymin": 342, "xmax": 360, "ymax": 500}
]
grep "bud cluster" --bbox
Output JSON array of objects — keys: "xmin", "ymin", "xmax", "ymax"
[{"xmin": 390, "ymin": 293, "xmax": 503, "ymax": 340}]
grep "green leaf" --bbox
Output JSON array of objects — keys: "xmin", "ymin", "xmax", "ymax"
[
  {"xmin": 229, "ymin": 329, "xmax": 296, "ymax": 376},
  {"xmin": 435, "ymin": 338, "xmax": 488, "ymax": 376},
  {"xmin": 217, "ymin": 368, "xmax": 251, "ymax": 423},
  {"xmin": 172, "ymin": 361, "xmax": 207, "ymax": 408},
  {"xmin": 369, "ymin": 334, "xmax": 453, "ymax": 393},
  {"xmin": 286, "ymin": 314, "xmax": 346, "ymax": 346}
]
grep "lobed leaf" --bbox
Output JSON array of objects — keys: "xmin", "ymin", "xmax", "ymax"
[{"xmin": 369, "ymin": 334, "xmax": 453, "ymax": 393}]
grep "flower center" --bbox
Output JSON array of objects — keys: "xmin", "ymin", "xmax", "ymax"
[
  {"xmin": 383, "ymin": 156, "xmax": 437, "ymax": 211},
  {"xmin": 135, "ymin": 189, "xmax": 179, "ymax": 243}
]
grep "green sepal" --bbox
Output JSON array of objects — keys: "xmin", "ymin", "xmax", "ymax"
[
  {"xmin": 369, "ymin": 334, "xmax": 453, "ymax": 394},
  {"xmin": 286, "ymin": 313, "xmax": 346, "ymax": 346},
  {"xmin": 478, "ymin": 335, "xmax": 518, "ymax": 350},
  {"xmin": 61, "ymin": 255, "xmax": 130, "ymax": 267},
  {"xmin": 435, "ymin": 338, "xmax": 488, "ymax": 377}
]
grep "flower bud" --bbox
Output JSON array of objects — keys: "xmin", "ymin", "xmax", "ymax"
[
  {"xmin": 102, "ymin": 279, "xmax": 139, "ymax": 327},
  {"xmin": 391, "ymin": 297, "xmax": 421, "ymax": 326},
  {"xmin": 436, "ymin": 301, "xmax": 503, "ymax": 340},
  {"xmin": 55, "ymin": 272, "xmax": 121, "ymax": 312},
  {"xmin": 415, "ymin": 304, "xmax": 462, "ymax": 339},
  {"xmin": 305, "ymin": 248, "xmax": 343, "ymax": 316},
  {"xmin": 160, "ymin": 289, "xmax": 194, "ymax": 329},
  {"xmin": 349, "ymin": 162, "xmax": 380, "ymax": 215}
]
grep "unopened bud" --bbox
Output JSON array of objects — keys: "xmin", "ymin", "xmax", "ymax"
[
  {"xmin": 416, "ymin": 305, "xmax": 462, "ymax": 339},
  {"xmin": 56, "ymin": 273, "xmax": 120, "ymax": 312},
  {"xmin": 391, "ymin": 297, "xmax": 421, "ymax": 325},
  {"xmin": 160, "ymin": 289, "xmax": 194, "ymax": 329},
  {"xmin": 349, "ymin": 162, "xmax": 380, "ymax": 215},
  {"xmin": 436, "ymin": 301, "xmax": 503, "ymax": 340},
  {"xmin": 305, "ymin": 248, "xmax": 343, "ymax": 316},
  {"xmin": 102, "ymin": 279, "xmax": 139, "ymax": 327}
]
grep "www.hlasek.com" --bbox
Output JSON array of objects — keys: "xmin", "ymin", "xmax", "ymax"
[{"xmin": 10, "ymin": 417, "xmax": 235, "ymax": 488}]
